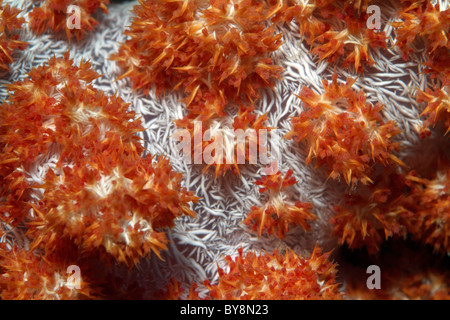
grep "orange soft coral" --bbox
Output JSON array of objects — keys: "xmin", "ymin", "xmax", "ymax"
[
  {"xmin": 0, "ymin": 0, "xmax": 27, "ymax": 71},
  {"xmin": 417, "ymin": 83, "xmax": 450, "ymax": 137},
  {"xmin": 111, "ymin": 0, "xmax": 284, "ymax": 116},
  {"xmin": 28, "ymin": 0, "xmax": 109, "ymax": 40},
  {"xmin": 416, "ymin": 47, "xmax": 450, "ymax": 138},
  {"xmin": 274, "ymin": 1, "xmax": 387, "ymax": 73},
  {"xmin": 330, "ymin": 171, "xmax": 412, "ymax": 255},
  {"xmin": 0, "ymin": 52, "xmax": 142, "ymax": 226},
  {"xmin": 29, "ymin": 154, "xmax": 198, "ymax": 265},
  {"xmin": 311, "ymin": 11, "xmax": 387, "ymax": 73},
  {"xmin": 404, "ymin": 164, "xmax": 450, "ymax": 255},
  {"xmin": 204, "ymin": 246, "xmax": 342, "ymax": 299},
  {"xmin": 340, "ymin": 240, "xmax": 450, "ymax": 300},
  {"xmin": 274, "ymin": 0, "xmax": 329, "ymax": 43},
  {"xmin": 0, "ymin": 244, "xmax": 97, "ymax": 300},
  {"xmin": 392, "ymin": 1, "xmax": 449, "ymax": 60},
  {"xmin": 243, "ymin": 169, "xmax": 316, "ymax": 238},
  {"xmin": 174, "ymin": 105, "xmax": 271, "ymax": 177},
  {"xmin": 0, "ymin": 52, "xmax": 198, "ymax": 265},
  {"xmin": 285, "ymin": 74, "xmax": 404, "ymax": 186},
  {"xmin": 331, "ymin": 157, "xmax": 450, "ymax": 256}
]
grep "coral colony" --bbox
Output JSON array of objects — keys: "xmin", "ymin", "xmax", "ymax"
[
  {"xmin": 0, "ymin": 0, "xmax": 449, "ymax": 300},
  {"xmin": 0, "ymin": 0, "xmax": 27, "ymax": 71}
]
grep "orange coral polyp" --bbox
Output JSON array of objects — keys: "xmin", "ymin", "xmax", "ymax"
[
  {"xmin": 204, "ymin": 246, "xmax": 342, "ymax": 299},
  {"xmin": 286, "ymin": 74, "xmax": 404, "ymax": 186},
  {"xmin": 0, "ymin": 1, "xmax": 27, "ymax": 71},
  {"xmin": 244, "ymin": 169, "xmax": 316, "ymax": 238},
  {"xmin": 0, "ymin": 244, "xmax": 96, "ymax": 300},
  {"xmin": 417, "ymin": 84, "xmax": 450, "ymax": 136},
  {"xmin": 392, "ymin": 2, "xmax": 449, "ymax": 60},
  {"xmin": 404, "ymin": 164, "xmax": 450, "ymax": 255},
  {"xmin": 175, "ymin": 104, "xmax": 271, "ymax": 177},
  {"xmin": 30, "ymin": 155, "xmax": 197, "ymax": 264},
  {"xmin": 111, "ymin": 0, "xmax": 284, "ymax": 112}
]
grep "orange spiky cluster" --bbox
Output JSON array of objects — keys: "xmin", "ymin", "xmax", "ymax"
[
  {"xmin": 0, "ymin": 0, "xmax": 27, "ymax": 71},
  {"xmin": 417, "ymin": 81, "xmax": 450, "ymax": 137},
  {"xmin": 275, "ymin": 0, "xmax": 387, "ymax": 73},
  {"xmin": 0, "ymin": 243, "xmax": 97, "ymax": 300},
  {"xmin": 111, "ymin": 0, "xmax": 283, "ymax": 111},
  {"xmin": 243, "ymin": 169, "xmax": 316, "ymax": 238},
  {"xmin": 331, "ymin": 157, "xmax": 450, "ymax": 256},
  {"xmin": 391, "ymin": 1, "xmax": 449, "ymax": 138},
  {"xmin": 204, "ymin": 246, "xmax": 342, "ymax": 299},
  {"xmin": 112, "ymin": 0, "xmax": 285, "ymax": 176},
  {"xmin": 0, "ymin": 52, "xmax": 198, "ymax": 265},
  {"xmin": 29, "ymin": 155, "xmax": 198, "ymax": 265},
  {"xmin": 28, "ymin": 0, "xmax": 109, "ymax": 40},
  {"xmin": 285, "ymin": 74, "xmax": 404, "ymax": 186},
  {"xmin": 274, "ymin": 0, "xmax": 328, "ymax": 43},
  {"xmin": 392, "ymin": 0, "xmax": 449, "ymax": 61},
  {"xmin": 330, "ymin": 170, "xmax": 411, "ymax": 255},
  {"xmin": 416, "ymin": 46, "xmax": 450, "ymax": 138},
  {"xmin": 175, "ymin": 105, "xmax": 271, "ymax": 177},
  {"xmin": 404, "ymin": 163, "xmax": 450, "ymax": 255},
  {"xmin": 311, "ymin": 10, "xmax": 387, "ymax": 73}
]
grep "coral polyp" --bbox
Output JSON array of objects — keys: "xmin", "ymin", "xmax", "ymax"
[
  {"xmin": 330, "ymin": 170, "xmax": 411, "ymax": 255},
  {"xmin": 311, "ymin": 11, "xmax": 387, "ymax": 73},
  {"xmin": 175, "ymin": 105, "xmax": 271, "ymax": 177},
  {"xmin": 0, "ymin": 52, "xmax": 198, "ymax": 265},
  {"xmin": 204, "ymin": 246, "xmax": 342, "ymax": 299},
  {"xmin": 243, "ymin": 169, "xmax": 316, "ymax": 238},
  {"xmin": 0, "ymin": 0, "xmax": 27, "ymax": 71},
  {"xmin": 285, "ymin": 74, "xmax": 404, "ymax": 186},
  {"xmin": 392, "ymin": 1, "xmax": 449, "ymax": 60},
  {"xmin": 29, "ymin": 155, "xmax": 198, "ymax": 265},
  {"xmin": 0, "ymin": 243, "xmax": 96, "ymax": 300},
  {"xmin": 404, "ymin": 163, "xmax": 450, "ymax": 255},
  {"xmin": 111, "ymin": 0, "xmax": 284, "ymax": 115}
]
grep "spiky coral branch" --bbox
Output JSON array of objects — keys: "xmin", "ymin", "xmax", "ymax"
[
  {"xmin": 392, "ymin": 1, "xmax": 449, "ymax": 60},
  {"xmin": 330, "ymin": 170, "xmax": 411, "ymax": 255},
  {"xmin": 175, "ymin": 105, "xmax": 271, "ymax": 177},
  {"xmin": 404, "ymin": 164, "xmax": 450, "ymax": 255},
  {"xmin": 285, "ymin": 74, "xmax": 404, "ymax": 186},
  {"xmin": 111, "ymin": 0, "xmax": 284, "ymax": 116},
  {"xmin": 243, "ymin": 169, "xmax": 316, "ymax": 238},
  {"xmin": 204, "ymin": 246, "xmax": 342, "ymax": 299},
  {"xmin": 0, "ymin": 0, "xmax": 27, "ymax": 71},
  {"xmin": 0, "ymin": 52, "xmax": 198, "ymax": 265}
]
